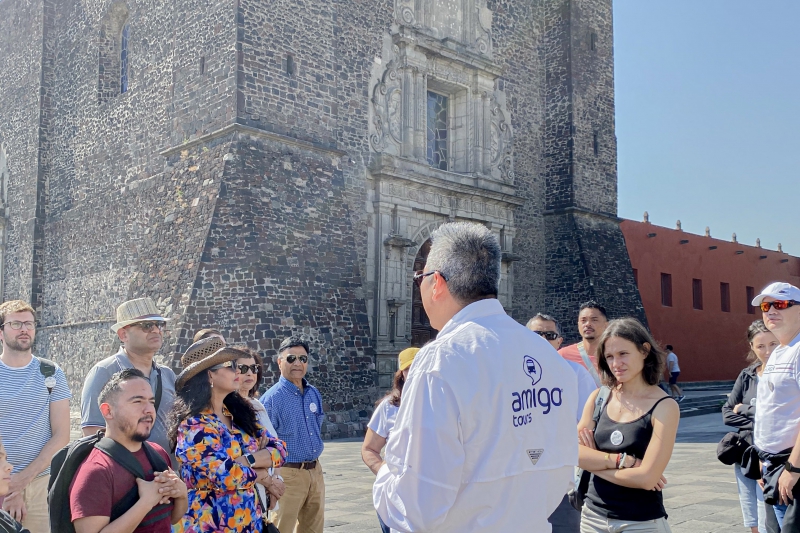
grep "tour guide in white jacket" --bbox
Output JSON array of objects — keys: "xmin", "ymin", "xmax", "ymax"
[{"xmin": 373, "ymin": 222, "xmax": 579, "ymax": 532}]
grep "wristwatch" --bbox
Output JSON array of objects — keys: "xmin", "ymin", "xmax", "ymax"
[
  {"xmin": 244, "ymin": 453, "xmax": 256, "ymax": 466},
  {"xmin": 785, "ymin": 460, "xmax": 800, "ymax": 473}
]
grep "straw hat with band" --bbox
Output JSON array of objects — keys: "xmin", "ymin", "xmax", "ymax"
[
  {"xmin": 111, "ymin": 297, "xmax": 170, "ymax": 333},
  {"xmin": 399, "ymin": 347, "xmax": 419, "ymax": 371},
  {"xmin": 176, "ymin": 337, "xmax": 243, "ymax": 390}
]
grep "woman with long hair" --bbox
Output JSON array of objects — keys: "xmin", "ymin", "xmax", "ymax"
[
  {"xmin": 361, "ymin": 347, "xmax": 419, "ymax": 533},
  {"xmin": 723, "ymin": 320, "xmax": 779, "ymax": 533},
  {"xmin": 169, "ymin": 338, "xmax": 287, "ymax": 533},
  {"xmin": 232, "ymin": 346, "xmax": 286, "ymax": 514},
  {"xmin": 577, "ymin": 318, "xmax": 680, "ymax": 533}
]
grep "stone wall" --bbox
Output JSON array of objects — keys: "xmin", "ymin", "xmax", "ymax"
[{"xmin": 0, "ymin": 0, "xmax": 644, "ymax": 436}]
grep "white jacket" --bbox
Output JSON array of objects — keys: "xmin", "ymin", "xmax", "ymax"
[{"xmin": 373, "ymin": 299, "xmax": 579, "ymax": 532}]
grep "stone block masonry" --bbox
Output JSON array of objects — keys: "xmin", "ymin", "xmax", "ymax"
[{"xmin": 0, "ymin": 0, "xmax": 643, "ymax": 436}]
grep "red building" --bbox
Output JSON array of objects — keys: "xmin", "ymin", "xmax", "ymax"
[{"xmin": 620, "ymin": 218, "xmax": 800, "ymax": 382}]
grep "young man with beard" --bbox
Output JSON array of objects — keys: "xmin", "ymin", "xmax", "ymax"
[
  {"xmin": 558, "ymin": 301, "xmax": 609, "ymax": 387},
  {"xmin": 69, "ymin": 369, "xmax": 188, "ymax": 533},
  {"xmin": 0, "ymin": 300, "xmax": 71, "ymax": 533}
]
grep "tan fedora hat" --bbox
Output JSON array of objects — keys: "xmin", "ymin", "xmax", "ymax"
[
  {"xmin": 110, "ymin": 297, "xmax": 169, "ymax": 333},
  {"xmin": 175, "ymin": 337, "xmax": 245, "ymax": 390}
]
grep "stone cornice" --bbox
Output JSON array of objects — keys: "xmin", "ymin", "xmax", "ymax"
[
  {"xmin": 370, "ymin": 153, "xmax": 523, "ymax": 207},
  {"xmin": 159, "ymin": 121, "xmax": 346, "ymax": 158},
  {"xmin": 542, "ymin": 206, "xmax": 622, "ymax": 222}
]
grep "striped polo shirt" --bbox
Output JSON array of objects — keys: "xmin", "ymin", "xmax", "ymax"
[{"xmin": 0, "ymin": 356, "xmax": 71, "ymax": 476}]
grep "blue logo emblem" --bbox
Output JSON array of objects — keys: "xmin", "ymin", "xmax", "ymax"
[{"xmin": 523, "ymin": 355, "xmax": 543, "ymax": 386}]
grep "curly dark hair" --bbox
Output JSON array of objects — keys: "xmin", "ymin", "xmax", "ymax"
[
  {"xmin": 596, "ymin": 318, "xmax": 665, "ymax": 387},
  {"xmin": 167, "ymin": 368, "xmax": 259, "ymax": 451},
  {"xmin": 376, "ymin": 369, "xmax": 407, "ymax": 408}
]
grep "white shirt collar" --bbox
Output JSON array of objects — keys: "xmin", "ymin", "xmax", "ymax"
[{"xmin": 438, "ymin": 299, "xmax": 505, "ymax": 337}]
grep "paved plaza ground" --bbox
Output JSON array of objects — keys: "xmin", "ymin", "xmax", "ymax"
[{"xmin": 319, "ymin": 412, "xmax": 747, "ymax": 533}]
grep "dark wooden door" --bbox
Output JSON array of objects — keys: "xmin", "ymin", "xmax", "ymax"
[{"xmin": 411, "ymin": 239, "xmax": 437, "ymax": 346}]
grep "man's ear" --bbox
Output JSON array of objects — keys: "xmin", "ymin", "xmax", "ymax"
[
  {"xmin": 100, "ymin": 402, "xmax": 113, "ymax": 419},
  {"xmin": 117, "ymin": 327, "xmax": 128, "ymax": 344},
  {"xmin": 431, "ymin": 272, "xmax": 449, "ymax": 301},
  {"xmin": 556, "ymin": 337, "xmax": 564, "ymax": 349}
]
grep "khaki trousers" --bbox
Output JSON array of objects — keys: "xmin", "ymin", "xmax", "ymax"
[{"xmin": 272, "ymin": 461, "xmax": 325, "ymax": 533}]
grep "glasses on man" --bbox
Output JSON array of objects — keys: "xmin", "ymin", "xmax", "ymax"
[
  {"xmin": 760, "ymin": 300, "xmax": 800, "ymax": 312},
  {"xmin": 413, "ymin": 270, "xmax": 448, "ymax": 287},
  {"xmin": 210, "ymin": 361, "xmax": 235, "ymax": 371},
  {"xmin": 285, "ymin": 354, "xmax": 309, "ymax": 364},
  {"xmin": 1, "ymin": 321, "xmax": 36, "ymax": 331},
  {"xmin": 532, "ymin": 330, "xmax": 560, "ymax": 341},
  {"xmin": 134, "ymin": 321, "xmax": 167, "ymax": 332},
  {"xmin": 236, "ymin": 363, "xmax": 260, "ymax": 374}
]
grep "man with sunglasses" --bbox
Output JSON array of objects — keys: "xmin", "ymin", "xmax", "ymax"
[
  {"xmin": 373, "ymin": 222, "xmax": 578, "ymax": 533},
  {"xmin": 260, "ymin": 336, "xmax": 325, "ymax": 533},
  {"xmin": 81, "ymin": 298, "xmax": 176, "ymax": 455},
  {"xmin": 0, "ymin": 300, "xmax": 71, "ymax": 533},
  {"xmin": 527, "ymin": 313, "xmax": 597, "ymax": 533},
  {"xmin": 751, "ymin": 282, "xmax": 800, "ymax": 530}
]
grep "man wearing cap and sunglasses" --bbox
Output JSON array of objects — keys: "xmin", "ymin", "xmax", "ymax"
[
  {"xmin": 751, "ymin": 282, "xmax": 800, "ymax": 531},
  {"xmin": 81, "ymin": 298, "xmax": 177, "ymax": 455},
  {"xmin": 260, "ymin": 336, "xmax": 325, "ymax": 533}
]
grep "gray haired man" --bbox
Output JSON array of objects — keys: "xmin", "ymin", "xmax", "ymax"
[
  {"xmin": 373, "ymin": 222, "xmax": 578, "ymax": 533},
  {"xmin": 527, "ymin": 313, "xmax": 597, "ymax": 533}
]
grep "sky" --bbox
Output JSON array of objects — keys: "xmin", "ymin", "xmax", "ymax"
[{"xmin": 613, "ymin": 1, "xmax": 800, "ymax": 256}]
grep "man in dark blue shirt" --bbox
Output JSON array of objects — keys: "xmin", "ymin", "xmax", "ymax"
[{"xmin": 260, "ymin": 337, "xmax": 325, "ymax": 533}]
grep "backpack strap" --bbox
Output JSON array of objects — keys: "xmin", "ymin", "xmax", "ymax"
[
  {"xmin": 577, "ymin": 343, "xmax": 602, "ymax": 387},
  {"xmin": 94, "ymin": 440, "xmax": 171, "ymax": 524},
  {"xmin": 37, "ymin": 358, "xmax": 57, "ymax": 394}
]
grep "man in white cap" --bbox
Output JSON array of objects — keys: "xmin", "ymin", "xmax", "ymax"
[
  {"xmin": 373, "ymin": 222, "xmax": 578, "ymax": 533},
  {"xmin": 751, "ymin": 282, "xmax": 800, "ymax": 530},
  {"xmin": 81, "ymin": 298, "xmax": 176, "ymax": 453}
]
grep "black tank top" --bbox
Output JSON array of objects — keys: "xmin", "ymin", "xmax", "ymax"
[{"xmin": 585, "ymin": 395, "xmax": 671, "ymax": 521}]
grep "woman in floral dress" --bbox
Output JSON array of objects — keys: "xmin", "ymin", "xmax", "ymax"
[{"xmin": 169, "ymin": 338, "xmax": 287, "ymax": 533}]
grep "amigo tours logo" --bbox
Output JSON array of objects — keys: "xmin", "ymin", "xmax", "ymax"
[{"xmin": 511, "ymin": 355, "xmax": 564, "ymax": 426}]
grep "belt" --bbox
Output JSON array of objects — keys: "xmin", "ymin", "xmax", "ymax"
[{"xmin": 283, "ymin": 461, "xmax": 317, "ymax": 470}]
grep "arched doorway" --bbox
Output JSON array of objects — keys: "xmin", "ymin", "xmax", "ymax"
[{"xmin": 411, "ymin": 239, "xmax": 438, "ymax": 346}]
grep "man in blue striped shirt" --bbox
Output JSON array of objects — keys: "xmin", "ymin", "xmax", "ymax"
[
  {"xmin": 0, "ymin": 300, "xmax": 71, "ymax": 533},
  {"xmin": 260, "ymin": 336, "xmax": 325, "ymax": 533}
]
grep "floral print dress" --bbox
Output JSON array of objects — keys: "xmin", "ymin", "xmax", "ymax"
[{"xmin": 174, "ymin": 407, "xmax": 287, "ymax": 533}]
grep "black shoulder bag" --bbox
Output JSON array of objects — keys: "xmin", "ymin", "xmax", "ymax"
[{"xmin": 568, "ymin": 385, "xmax": 611, "ymax": 511}]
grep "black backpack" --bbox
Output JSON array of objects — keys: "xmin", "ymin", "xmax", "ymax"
[{"xmin": 48, "ymin": 431, "xmax": 171, "ymax": 533}]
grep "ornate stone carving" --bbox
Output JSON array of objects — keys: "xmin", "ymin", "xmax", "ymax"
[
  {"xmin": 370, "ymin": 60, "xmax": 402, "ymax": 153},
  {"xmin": 395, "ymin": 0, "xmax": 493, "ymax": 57},
  {"xmin": 489, "ymin": 95, "xmax": 514, "ymax": 184}
]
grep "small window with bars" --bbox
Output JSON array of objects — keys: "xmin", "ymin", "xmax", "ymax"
[
  {"xmin": 693, "ymin": 279, "xmax": 703, "ymax": 310},
  {"xmin": 426, "ymin": 91, "xmax": 449, "ymax": 171},
  {"xmin": 720, "ymin": 282, "xmax": 731, "ymax": 313},
  {"xmin": 746, "ymin": 286, "xmax": 756, "ymax": 314}
]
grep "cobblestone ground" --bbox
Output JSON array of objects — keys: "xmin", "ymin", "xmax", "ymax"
[{"xmin": 319, "ymin": 412, "xmax": 745, "ymax": 533}]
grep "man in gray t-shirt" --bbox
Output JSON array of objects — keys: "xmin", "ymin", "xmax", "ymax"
[{"xmin": 80, "ymin": 298, "xmax": 176, "ymax": 453}]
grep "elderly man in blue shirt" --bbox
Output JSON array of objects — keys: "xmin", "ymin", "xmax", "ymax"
[{"xmin": 260, "ymin": 336, "xmax": 325, "ymax": 533}]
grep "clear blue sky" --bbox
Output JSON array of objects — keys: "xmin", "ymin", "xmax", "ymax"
[{"xmin": 614, "ymin": 1, "xmax": 800, "ymax": 256}]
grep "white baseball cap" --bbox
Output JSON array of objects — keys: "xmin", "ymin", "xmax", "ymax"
[{"xmin": 751, "ymin": 282, "xmax": 800, "ymax": 306}]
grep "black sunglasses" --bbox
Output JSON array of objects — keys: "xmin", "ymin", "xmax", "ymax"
[
  {"xmin": 285, "ymin": 354, "xmax": 309, "ymax": 364},
  {"xmin": 413, "ymin": 270, "xmax": 448, "ymax": 287},
  {"xmin": 532, "ymin": 330, "xmax": 560, "ymax": 341},
  {"xmin": 236, "ymin": 363, "xmax": 260, "ymax": 374},
  {"xmin": 210, "ymin": 361, "xmax": 235, "ymax": 371},
  {"xmin": 760, "ymin": 300, "xmax": 800, "ymax": 312},
  {"xmin": 134, "ymin": 321, "xmax": 166, "ymax": 332}
]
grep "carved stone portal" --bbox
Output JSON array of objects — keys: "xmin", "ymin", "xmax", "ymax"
[{"xmin": 395, "ymin": 0, "xmax": 493, "ymax": 57}]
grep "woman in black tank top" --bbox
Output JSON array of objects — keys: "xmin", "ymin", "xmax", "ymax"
[{"xmin": 576, "ymin": 318, "xmax": 680, "ymax": 533}]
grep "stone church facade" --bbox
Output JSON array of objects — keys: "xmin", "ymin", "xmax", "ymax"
[{"xmin": 0, "ymin": 0, "xmax": 645, "ymax": 435}]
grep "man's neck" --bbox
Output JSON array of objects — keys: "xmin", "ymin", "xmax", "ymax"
[
  {"xmin": 0, "ymin": 346, "xmax": 33, "ymax": 368},
  {"xmin": 581, "ymin": 338, "xmax": 600, "ymax": 356},
  {"xmin": 104, "ymin": 429, "xmax": 144, "ymax": 453},
  {"xmin": 778, "ymin": 325, "xmax": 800, "ymax": 347},
  {"xmin": 122, "ymin": 347, "xmax": 156, "ymax": 374},
  {"xmin": 287, "ymin": 376, "xmax": 304, "ymax": 392}
]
